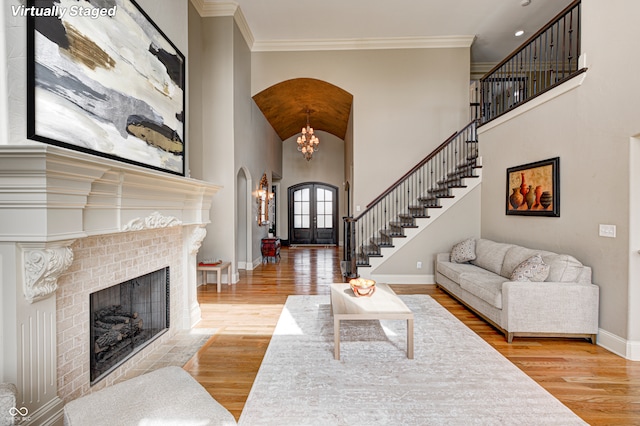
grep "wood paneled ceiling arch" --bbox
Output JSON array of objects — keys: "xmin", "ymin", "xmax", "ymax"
[{"xmin": 252, "ymin": 78, "xmax": 353, "ymax": 141}]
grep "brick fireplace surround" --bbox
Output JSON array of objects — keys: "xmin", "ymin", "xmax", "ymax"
[{"xmin": 0, "ymin": 146, "xmax": 219, "ymax": 425}]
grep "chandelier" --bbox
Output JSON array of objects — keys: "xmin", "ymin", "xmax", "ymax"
[{"xmin": 296, "ymin": 110, "xmax": 319, "ymax": 161}]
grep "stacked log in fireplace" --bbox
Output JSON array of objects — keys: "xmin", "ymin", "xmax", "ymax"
[{"xmin": 93, "ymin": 305, "xmax": 145, "ymax": 366}]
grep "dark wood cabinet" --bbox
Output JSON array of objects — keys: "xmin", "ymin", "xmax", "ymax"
[{"xmin": 261, "ymin": 238, "xmax": 281, "ymax": 263}]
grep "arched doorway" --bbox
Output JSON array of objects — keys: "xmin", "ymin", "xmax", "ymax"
[
  {"xmin": 288, "ymin": 182, "xmax": 338, "ymax": 245},
  {"xmin": 236, "ymin": 167, "xmax": 252, "ymax": 270}
]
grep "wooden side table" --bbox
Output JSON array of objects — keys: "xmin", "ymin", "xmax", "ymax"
[
  {"xmin": 197, "ymin": 261, "xmax": 231, "ymax": 292},
  {"xmin": 261, "ymin": 238, "xmax": 281, "ymax": 263}
]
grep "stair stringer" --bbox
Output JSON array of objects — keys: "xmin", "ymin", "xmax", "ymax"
[{"xmin": 358, "ymin": 167, "xmax": 482, "ymax": 281}]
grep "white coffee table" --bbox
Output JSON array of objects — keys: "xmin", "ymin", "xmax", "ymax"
[{"xmin": 330, "ymin": 283, "xmax": 414, "ymax": 360}]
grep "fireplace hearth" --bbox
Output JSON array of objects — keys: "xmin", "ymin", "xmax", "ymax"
[{"xmin": 90, "ymin": 267, "xmax": 170, "ymax": 385}]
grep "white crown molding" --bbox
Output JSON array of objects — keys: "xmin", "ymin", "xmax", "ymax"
[
  {"xmin": 190, "ymin": 0, "xmax": 237, "ymax": 17},
  {"xmin": 252, "ymin": 35, "xmax": 476, "ymax": 52},
  {"xmin": 233, "ymin": 5, "xmax": 254, "ymax": 48},
  {"xmin": 191, "ymin": 1, "xmax": 254, "ymax": 51},
  {"xmin": 191, "ymin": 2, "xmax": 471, "ymax": 52},
  {"xmin": 470, "ymin": 62, "xmax": 498, "ymax": 80}
]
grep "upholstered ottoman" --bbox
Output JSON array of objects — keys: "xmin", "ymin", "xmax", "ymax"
[
  {"xmin": 64, "ymin": 366, "xmax": 236, "ymax": 425},
  {"xmin": 0, "ymin": 383, "xmax": 18, "ymax": 426}
]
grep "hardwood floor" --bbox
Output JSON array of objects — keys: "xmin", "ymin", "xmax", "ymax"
[{"xmin": 184, "ymin": 246, "xmax": 640, "ymax": 425}]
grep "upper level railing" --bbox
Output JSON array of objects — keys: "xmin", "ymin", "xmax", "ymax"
[{"xmin": 480, "ymin": 0, "xmax": 584, "ymax": 124}]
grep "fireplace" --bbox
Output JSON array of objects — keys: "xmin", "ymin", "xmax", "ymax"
[
  {"xmin": 0, "ymin": 146, "xmax": 219, "ymax": 423},
  {"xmin": 90, "ymin": 267, "xmax": 170, "ymax": 385}
]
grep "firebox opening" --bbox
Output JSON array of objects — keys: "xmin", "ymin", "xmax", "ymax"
[{"xmin": 90, "ymin": 267, "xmax": 170, "ymax": 385}]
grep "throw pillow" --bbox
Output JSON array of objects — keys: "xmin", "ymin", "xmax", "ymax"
[
  {"xmin": 450, "ymin": 238, "xmax": 476, "ymax": 263},
  {"xmin": 510, "ymin": 254, "xmax": 550, "ymax": 282}
]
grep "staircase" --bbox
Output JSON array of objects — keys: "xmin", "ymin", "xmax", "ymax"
[{"xmin": 343, "ymin": 120, "xmax": 481, "ymax": 279}]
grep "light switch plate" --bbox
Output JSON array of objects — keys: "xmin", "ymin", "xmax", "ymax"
[{"xmin": 599, "ymin": 224, "xmax": 616, "ymax": 238}]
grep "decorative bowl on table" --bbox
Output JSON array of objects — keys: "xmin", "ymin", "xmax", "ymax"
[{"xmin": 349, "ymin": 278, "xmax": 376, "ymax": 297}]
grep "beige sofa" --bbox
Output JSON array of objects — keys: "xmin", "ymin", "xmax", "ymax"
[{"xmin": 435, "ymin": 238, "xmax": 599, "ymax": 343}]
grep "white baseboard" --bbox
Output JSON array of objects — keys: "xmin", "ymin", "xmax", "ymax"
[
  {"xmin": 239, "ymin": 259, "xmax": 261, "ymax": 271},
  {"xmin": 252, "ymin": 257, "xmax": 262, "ymax": 270},
  {"xmin": 596, "ymin": 328, "xmax": 640, "ymax": 361},
  {"xmin": 24, "ymin": 395, "xmax": 64, "ymax": 426},
  {"xmin": 367, "ymin": 273, "xmax": 435, "ymax": 285},
  {"xmin": 190, "ymin": 302, "xmax": 202, "ymax": 328}
]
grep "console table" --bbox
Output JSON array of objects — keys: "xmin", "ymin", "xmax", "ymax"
[
  {"xmin": 261, "ymin": 238, "xmax": 281, "ymax": 263},
  {"xmin": 197, "ymin": 261, "xmax": 231, "ymax": 292}
]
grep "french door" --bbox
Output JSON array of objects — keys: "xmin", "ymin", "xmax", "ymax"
[{"xmin": 288, "ymin": 182, "xmax": 338, "ymax": 245}]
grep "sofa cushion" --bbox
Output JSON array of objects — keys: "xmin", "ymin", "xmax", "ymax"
[
  {"xmin": 541, "ymin": 254, "xmax": 584, "ymax": 282},
  {"xmin": 471, "ymin": 239, "xmax": 514, "ymax": 275},
  {"xmin": 510, "ymin": 254, "xmax": 551, "ymax": 282},
  {"xmin": 450, "ymin": 238, "xmax": 476, "ymax": 263},
  {"xmin": 458, "ymin": 272, "xmax": 505, "ymax": 309},
  {"xmin": 500, "ymin": 246, "xmax": 553, "ymax": 278},
  {"xmin": 437, "ymin": 261, "xmax": 484, "ymax": 283}
]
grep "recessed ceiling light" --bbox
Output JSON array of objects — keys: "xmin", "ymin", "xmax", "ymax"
[{"xmin": 515, "ymin": 30, "xmax": 525, "ymax": 37}]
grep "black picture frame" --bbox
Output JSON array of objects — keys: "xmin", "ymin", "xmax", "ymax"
[
  {"xmin": 506, "ymin": 157, "xmax": 559, "ymax": 217},
  {"xmin": 27, "ymin": 0, "xmax": 186, "ymax": 176}
]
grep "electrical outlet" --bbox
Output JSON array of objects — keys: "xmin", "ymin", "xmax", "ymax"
[
  {"xmin": 416, "ymin": 261, "xmax": 422, "ymax": 269},
  {"xmin": 356, "ymin": 205, "xmax": 361, "ymax": 212},
  {"xmin": 599, "ymin": 224, "xmax": 616, "ymax": 238}
]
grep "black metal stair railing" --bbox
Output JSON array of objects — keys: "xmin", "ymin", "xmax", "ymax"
[
  {"xmin": 343, "ymin": 120, "xmax": 479, "ymax": 279},
  {"xmin": 480, "ymin": 0, "xmax": 584, "ymax": 124}
]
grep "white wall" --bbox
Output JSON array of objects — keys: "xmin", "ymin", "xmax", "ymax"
[
  {"xmin": 193, "ymin": 16, "xmax": 281, "ymax": 270},
  {"xmin": 373, "ymin": 185, "xmax": 481, "ymax": 281},
  {"xmin": 251, "ymin": 48, "xmax": 471, "ymax": 212},
  {"xmin": 233, "ymin": 22, "xmax": 283, "ymax": 265},
  {"xmin": 188, "ymin": 2, "xmax": 203, "ymax": 180},
  {"xmin": 4, "ymin": 0, "xmax": 31, "ymax": 146},
  {"xmin": 194, "ymin": 16, "xmax": 235, "ymax": 268},
  {"xmin": 478, "ymin": 0, "xmax": 640, "ymax": 349}
]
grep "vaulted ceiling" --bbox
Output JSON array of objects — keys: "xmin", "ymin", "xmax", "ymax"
[{"xmin": 252, "ymin": 79, "xmax": 353, "ymax": 141}]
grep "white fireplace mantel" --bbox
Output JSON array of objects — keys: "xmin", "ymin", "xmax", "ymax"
[
  {"xmin": 0, "ymin": 144, "xmax": 221, "ymax": 425},
  {"xmin": 0, "ymin": 144, "xmax": 221, "ymax": 243}
]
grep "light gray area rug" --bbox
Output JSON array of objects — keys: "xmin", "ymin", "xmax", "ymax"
[{"xmin": 238, "ymin": 295, "xmax": 586, "ymax": 426}]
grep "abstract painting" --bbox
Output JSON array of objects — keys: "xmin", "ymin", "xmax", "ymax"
[
  {"xmin": 27, "ymin": 0, "xmax": 185, "ymax": 175},
  {"xmin": 506, "ymin": 157, "xmax": 559, "ymax": 217}
]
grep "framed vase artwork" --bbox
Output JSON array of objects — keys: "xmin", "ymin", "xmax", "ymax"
[
  {"xmin": 506, "ymin": 157, "xmax": 559, "ymax": 217},
  {"xmin": 27, "ymin": 0, "xmax": 186, "ymax": 176}
]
